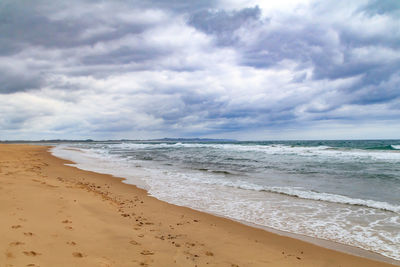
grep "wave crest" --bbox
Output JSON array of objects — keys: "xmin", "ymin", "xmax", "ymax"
[{"xmin": 201, "ymin": 179, "xmax": 400, "ymax": 214}]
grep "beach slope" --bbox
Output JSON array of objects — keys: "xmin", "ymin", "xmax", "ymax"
[{"xmin": 0, "ymin": 144, "xmax": 396, "ymax": 267}]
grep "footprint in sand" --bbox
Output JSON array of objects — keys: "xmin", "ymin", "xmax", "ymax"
[
  {"xmin": 72, "ymin": 252, "xmax": 84, "ymax": 258},
  {"xmin": 9, "ymin": 241, "xmax": 25, "ymax": 246},
  {"xmin": 23, "ymin": 251, "xmax": 41, "ymax": 257},
  {"xmin": 11, "ymin": 225, "xmax": 22, "ymax": 229},
  {"xmin": 6, "ymin": 252, "xmax": 14, "ymax": 259},
  {"xmin": 205, "ymin": 251, "xmax": 214, "ymax": 256},
  {"xmin": 24, "ymin": 232, "xmax": 34, "ymax": 236},
  {"xmin": 66, "ymin": 241, "xmax": 77, "ymax": 246},
  {"xmin": 155, "ymin": 235, "xmax": 165, "ymax": 240},
  {"xmin": 140, "ymin": 250, "xmax": 154, "ymax": 255},
  {"xmin": 61, "ymin": 219, "xmax": 72, "ymax": 224},
  {"xmin": 185, "ymin": 242, "xmax": 196, "ymax": 248},
  {"xmin": 65, "ymin": 226, "xmax": 73, "ymax": 230},
  {"xmin": 129, "ymin": 240, "xmax": 140, "ymax": 245}
]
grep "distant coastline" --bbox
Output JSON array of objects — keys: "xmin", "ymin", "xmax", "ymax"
[{"xmin": 0, "ymin": 138, "xmax": 237, "ymax": 143}]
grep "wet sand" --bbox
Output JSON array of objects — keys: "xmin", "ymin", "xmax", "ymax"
[{"xmin": 0, "ymin": 144, "xmax": 397, "ymax": 267}]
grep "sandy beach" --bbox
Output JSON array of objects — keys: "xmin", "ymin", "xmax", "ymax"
[{"xmin": 0, "ymin": 144, "xmax": 397, "ymax": 267}]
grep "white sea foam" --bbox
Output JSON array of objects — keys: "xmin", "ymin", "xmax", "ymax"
[
  {"xmin": 184, "ymin": 178, "xmax": 400, "ymax": 214},
  {"xmin": 261, "ymin": 187, "xmax": 400, "ymax": 213},
  {"xmin": 391, "ymin": 145, "xmax": 400, "ymax": 150},
  {"xmin": 99, "ymin": 142, "xmax": 400, "ymax": 161}
]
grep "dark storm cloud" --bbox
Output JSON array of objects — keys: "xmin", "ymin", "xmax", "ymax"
[
  {"xmin": 137, "ymin": 0, "xmax": 215, "ymax": 12},
  {"xmin": 0, "ymin": 1, "xmax": 86, "ymax": 53},
  {"xmin": 189, "ymin": 4, "xmax": 400, "ymax": 79},
  {"xmin": 81, "ymin": 46, "xmax": 168, "ymax": 65},
  {"xmin": 188, "ymin": 1, "xmax": 400, "ymax": 113},
  {"xmin": 0, "ymin": 68, "xmax": 43, "ymax": 94},
  {"xmin": 0, "ymin": 1, "xmax": 161, "ymax": 53},
  {"xmin": 0, "ymin": 0, "xmax": 216, "ymax": 54},
  {"xmin": 0, "ymin": 0, "xmax": 187, "ymax": 93},
  {"xmin": 361, "ymin": 0, "xmax": 400, "ymax": 16},
  {"xmin": 188, "ymin": 7, "xmax": 262, "ymax": 45},
  {"xmin": 189, "ymin": 7, "xmax": 345, "ymax": 75}
]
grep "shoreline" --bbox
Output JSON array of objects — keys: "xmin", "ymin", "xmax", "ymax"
[
  {"xmin": 51, "ymin": 144, "xmax": 399, "ymax": 265},
  {"xmin": 238, "ymin": 219, "xmax": 399, "ymax": 265},
  {"xmin": 1, "ymin": 144, "xmax": 398, "ymax": 266}
]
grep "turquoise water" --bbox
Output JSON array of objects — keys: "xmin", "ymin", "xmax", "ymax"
[{"xmin": 52, "ymin": 140, "xmax": 400, "ymax": 260}]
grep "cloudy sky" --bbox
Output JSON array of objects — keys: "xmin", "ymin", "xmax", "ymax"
[{"xmin": 0, "ymin": 0, "xmax": 399, "ymax": 140}]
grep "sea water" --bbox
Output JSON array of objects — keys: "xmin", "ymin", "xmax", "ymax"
[{"xmin": 51, "ymin": 140, "xmax": 400, "ymax": 261}]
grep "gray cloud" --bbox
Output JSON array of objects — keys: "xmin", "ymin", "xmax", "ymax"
[
  {"xmin": 0, "ymin": 0, "xmax": 399, "ymax": 140},
  {"xmin": 0, "ymin": 68, "xmax": 43, "ymax": 93},
  {"xmin": 188, "ymin": 1, "xmax": 400, "ymax": 114},
  {"xmin": 361, "ymin": 0, "xmax": 400, "ymax": 16},
  {"xmin": 188, "ymin": 7, "xmax": 262, "ymax": 45}
]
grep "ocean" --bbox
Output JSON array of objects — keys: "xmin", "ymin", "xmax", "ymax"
[{"xmin": 51, "ymin": 140, "xmax": 400, "ymax": 261}]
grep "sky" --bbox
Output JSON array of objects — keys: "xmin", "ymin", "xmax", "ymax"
[{"xmin": 0, "ymin": 0, "xmax": 399, "ymax": 140}]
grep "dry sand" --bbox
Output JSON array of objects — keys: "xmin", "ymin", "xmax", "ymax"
[{"xmin": 0, "ymin": 144, "xmax": 397, "ymax": 267}]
